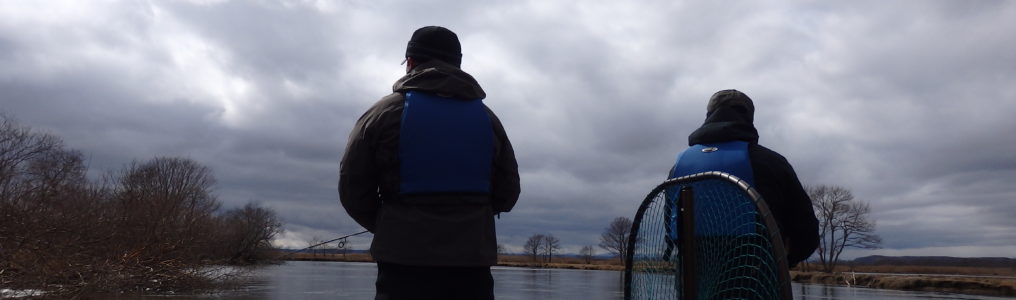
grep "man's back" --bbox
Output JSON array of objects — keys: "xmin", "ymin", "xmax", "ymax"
[
  {"xmin": 338, "ymin": 26, "xmax": 519, "ymax": 300},
  {"xmin": 671, "ymin": 89, "xmax": 818, "ymax": 267},
  {"xmin": 339, "ymin": 59, "xmax": 520, "ymax": 266}
]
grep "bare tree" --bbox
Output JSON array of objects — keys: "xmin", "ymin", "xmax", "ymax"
[
  {"xmin": 0, "ymin": 114, "xmax": 286, "ymax": 294},
  {"xmin": 524, "ymin": 234, "xmax": 544, "ymax": 262},
  {"xmin": 540, "ymin": 234, "xmax": 561, "ymax": 263},
  {"xmin": 0, "ymin": 114, "xmax": 65, "ymax": 204},
  {"xmin": 579, "ymin": 245, "xmax": 595, "ymax": 264},
  {"xmin": 599, "ymin": 217, "xmax": 633, "ymax": 263},
  {"xmin": 220, "ymin": 202, "xmax": 282, "ymax": 264},
  {"xmin": 496, "ymin": 243, "xmax": 507, "ymax": 257},
  {"xmin": 0, "ymin": 115, "xmax": 105, "ymax": 292},
  {"xmin": 809, "ymin": 185, "xmax": 882, "ymax": 273},
  {"xmin": 112, "ymin": 157, "xmax": 221, "ymax": 261}
]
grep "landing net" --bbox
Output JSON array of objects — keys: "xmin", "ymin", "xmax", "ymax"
[{"xmin": 624, "ymin": 172, "xmax": 791, "ymax": 300}]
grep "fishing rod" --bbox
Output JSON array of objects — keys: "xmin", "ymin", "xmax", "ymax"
[{"xmin": 277, "ymin": 230, "xmax": 370, "ymax": 259}]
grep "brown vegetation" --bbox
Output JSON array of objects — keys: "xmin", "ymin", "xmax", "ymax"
[
  {"xmin": 791, "ymin": 271, "xmax": 1016, "ymax": 297},
  {"xmin": 276, "ymin": 251, "xmax": 625, "ymax": 271},
  {"xmin": 496, "ymin": 254, "xmax": 623, "ymax": 271},
  {"xmin": 0, "ymin": 115, "xmax": 282, "ymax": 296},
  {"xmin": 792, "ymin": 261, "xmax": 1016, "ymax": 297},
  {"xmin": 284, "ymin": 252, "xmax": 375, "ymax": 263},
  {"xmin": 795, "ymin": 262, "xmax": 1016, "ymax": 277}
]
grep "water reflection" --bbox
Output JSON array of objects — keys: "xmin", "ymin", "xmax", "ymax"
[
  {"xmin": 794, "ymin": 281, "xmax": 1010, "ymax": 300},
  {"xmin": 493, "ymin": 266, "xmax": 623, "ymax": 300},
  {"xmin": 131, "ymin": 261, "xmax": 1011, "ymax": 300}
]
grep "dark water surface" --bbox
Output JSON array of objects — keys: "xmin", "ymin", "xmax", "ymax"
[{"xmin": 141, "ymin": 261, "xmax": 1009, "ymax": 300}]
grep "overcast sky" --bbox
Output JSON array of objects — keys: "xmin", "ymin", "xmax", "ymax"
[{"xmin": 3, "ymin": 0, "xmax": 1015, "ymax": 259}]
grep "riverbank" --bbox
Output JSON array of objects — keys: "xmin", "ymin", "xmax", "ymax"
[
  {"xmin": 283, "ymin": 252, "xmax": 624, "ymax": 271},
  {"xmin": 791, "ymin": 271, "xmax": 1016, "ymax": 297}
]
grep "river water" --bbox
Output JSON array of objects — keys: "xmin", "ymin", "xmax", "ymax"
[{"xmin": 140, "ymin": 261, "xmax": 1009, "ymax": 300}]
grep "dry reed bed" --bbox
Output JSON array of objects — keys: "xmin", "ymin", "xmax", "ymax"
[
  {"xmin": 791, "ymin": 271, "xmax": 1016, "ymax": 297},
  {"xmin": 794, "ymin": 262, "xmax": 1016, "ymax": 277}
]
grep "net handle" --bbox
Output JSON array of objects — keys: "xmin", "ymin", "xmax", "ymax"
[{"xmin": 679, "ymin": 186, "xmax": 697, "ymax": 300}]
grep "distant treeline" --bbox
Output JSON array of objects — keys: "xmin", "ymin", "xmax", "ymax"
[{"xmin": 0, "ymin": 114, "xmax": 282, "ymax": 295}]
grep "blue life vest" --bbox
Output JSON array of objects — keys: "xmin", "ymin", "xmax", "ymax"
[
  {"xmin": 669, "ymin": 140, "xmax": 755, "ymax": 185},
  {"xmin": 668, "ymin": 141, "xmax": 756, "ymax": 237},
  {"xmin": 399, "ymin": 91, "xmax": 493, "ymax": 195}
]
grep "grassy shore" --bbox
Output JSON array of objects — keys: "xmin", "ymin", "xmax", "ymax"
[
  {"xmin": 792, "ymin": 262, "xmax": 1016, "ymax": 297},
  {"xmin": 797, "ymin": 262, "xmax": 1016, "ymax": 277},
  {"xmin": 281, "ymin": 253, "xmax": 1016, "ymax": 297},
  {"xmin": 281, "ymin": 252, "xmax": 624, "ymax": 271},
  {"xmin": 284, "ymin": 252, "xmax": 375, "ymax": 263},
  {"xmin": 791, "ymin": 271, "xmax": 1016, "ymax": 297},
  {"xmin": 495, "ymin": 255, "xmax": 624, "ymax": 271}
]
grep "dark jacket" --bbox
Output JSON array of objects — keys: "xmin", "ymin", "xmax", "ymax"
[
  {"xmin": 681, "ymin": 103, "xmax": 820, "ymax": 267},
  {"xmin": 339, "ymin": 60, "xmax": 521, "ymax": 267}
]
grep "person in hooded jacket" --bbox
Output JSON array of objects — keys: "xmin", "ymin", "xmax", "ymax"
[
  {"xmin": 339, "ymin": 26, "xmax": 520, "ymax": 300},
  {"xmin": 670, "ymin": 89, "xmax": 819, "ymax": 268}
]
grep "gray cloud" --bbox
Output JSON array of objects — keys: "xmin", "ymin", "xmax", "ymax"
[{"xmin": 2, "ymin": 0, "xmax": 1015, "ymax": 257}]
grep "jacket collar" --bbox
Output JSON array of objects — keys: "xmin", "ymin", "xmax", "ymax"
[{"xmin": 393, "ymin": 60, "xmax": 486, "ymax": 100}]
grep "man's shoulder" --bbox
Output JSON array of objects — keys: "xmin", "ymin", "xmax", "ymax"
[
  {"xmin": 750, "ymin": 143, "xmax": 780, "ymax": 155},
  {"xmin": 375, "ymin": 92, "xmax": 406, "ymax": 108},
  {"xmin": 361, "ymin": 92, "xmax": 406, "ymax": 117},
  {"xmin": 748, "ymin": 144, "xmax": 792, "ymax": 166},
  {"xmin": 352, "ymin": 93, "xmax": 406, "ymax": 133}
]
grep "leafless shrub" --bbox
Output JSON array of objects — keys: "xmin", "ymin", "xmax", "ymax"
[
  {"xmin": 0, "ymin": 114, "xmax": 282, "ymax": 296},
  {"xmin": 110, "ymin": 157, "xmax": 221, "ymax": 262},
  {"xmin": 0, "ymin": 115, "xmax": 105, "ymax": 293},
  {"xmin": 218, "ymin": 203, "xmax": 283, "ymax": 264}
]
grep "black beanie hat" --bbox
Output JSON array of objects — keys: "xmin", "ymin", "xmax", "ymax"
[
  {"xmin": 706, "ymin": 89, "xmax": 755, "ymax": 122},
  {"xmin": 707, "ymin": 89, "xmax": 755, "ymax": 116},
  {"xmin": 406, "ymin": 26, "xmax": 462, "ymax": 67}
]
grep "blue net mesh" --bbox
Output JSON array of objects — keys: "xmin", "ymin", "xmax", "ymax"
[{"xmin": 625, "ymin": 172, "xmax": 790, "ymax": 300}]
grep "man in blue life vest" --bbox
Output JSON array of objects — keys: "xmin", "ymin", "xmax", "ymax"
[
  {"xmin": 339, "ymin": 26, "xmax": 520, "ymax": 300},
  {"xmin": 668, "ymin": 89, "xmax": 819, "ymax": 268}
]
